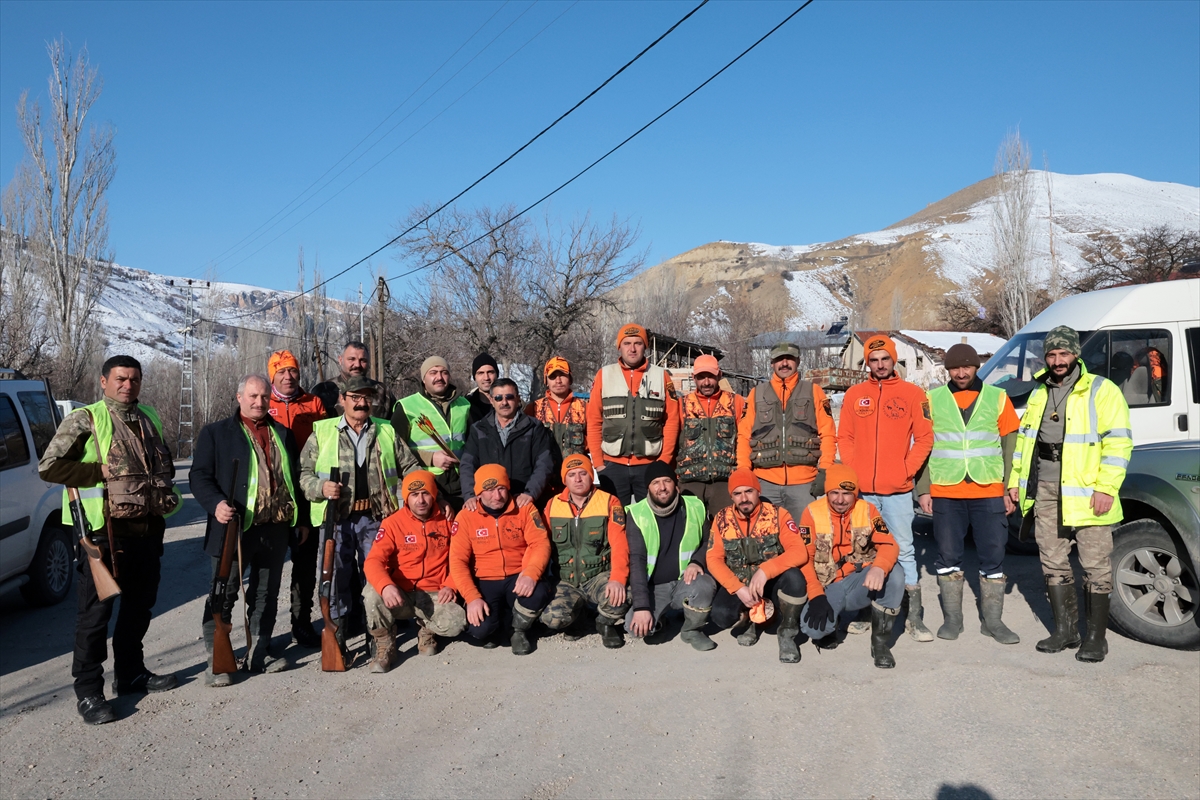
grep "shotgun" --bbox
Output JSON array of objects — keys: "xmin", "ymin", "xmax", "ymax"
[
  {"xmin": 68, "ymin": 487, "xmax": 120, "ymax": 602},
  {"xmin": 210, "ymin": 459, "xmax": 241, "ymax": 675},
  {"xmin": 319, "ymin": 470, "xmax": 346, "ymax": 672}
]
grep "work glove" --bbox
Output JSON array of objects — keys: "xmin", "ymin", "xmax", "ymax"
[
  {"xmin": 810, "ymin": 468, "xmax": 826, "ymax": 498},
  {"xmin": 803, "ymin": 594, "xmax": 835, "ymax": 632}
]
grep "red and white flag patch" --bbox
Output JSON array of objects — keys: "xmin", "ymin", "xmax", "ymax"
[
  {"xmin": 404, "ymin": 535, "xmax": 418, "ymax": 544},
  {"xmin": 476, "ymin": 528, "xmax": 489, "ymax": 538}
]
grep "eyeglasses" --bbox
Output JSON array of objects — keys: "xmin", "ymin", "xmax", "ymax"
[
  {"xmin": 343, "ymin": 393, "xmax": 372, "ymax": 403},
  {"xmin": 492, "ymin": 394, "xmax": 517, "ymax": 402}
]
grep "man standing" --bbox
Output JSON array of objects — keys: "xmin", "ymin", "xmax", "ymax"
[
  {"xmin": 265, "ymin": 350, "xmax": 329, "ymax": 648},
  {"xmin": 539, "ymin": 454, "xmax": 631, "ymax": 648},
  {"xmin": 526, "ymin": 356, "xmax": 588, "ymax": 461},
  {"xmin": 192, "ymin": 375, "xmax": 306, "ymax": 684},
  {"xmin": 393, "ymin": 356, "xmax": 471, "ymax": 511},
  {"xmin": 625, "ymin": 462, "xmax": 718, "ymax": 651},
  {"xmin": 300, "ymin": 377, "xmax": 420, "ymax": 657},
  {"xmin": 916, "ymin": 343, "xmax": 1022, "ymax": 645},
  {"xmin": 737, "ymin": 341, "xmax": 837, "ymax": 525},
  {"xmin": 449, "ymin": 465, "xmax": 556, "ymax": 655},
  {"xmin": 1009, "ymin": 326, "xmax": 1132, "ymax": 663},
  {"xmin": 460, "ymin": 378, "xmax": 554, "ymax": 510},
  {"xmin": 311, "ymin": 341, "xmax": 395, "ymax": 419},
  {"xmin": 838, "ymin": 334, "xmax": 935, "ymax": 642},
  {"xmin": 362, "ymin": 470, "xmax": 466, "ymax": 670},
  {"xmin": 466, "ymin": 352, "xmax": 499, "ymax": 425},
  {"xmin": 797, "ymin": 465, "xmax": 906, "ymax": 668},
  {"xmin": 677, "ymin": 354, "xmax": 744, "ymax": 518},
  {"xmin": 39, "ymin": 355, "xmax": 182, "ymax": 724},
  {"xmin": 586, "ymin": 323, "xmax": 680, "ymax": 504},
  {"xmin": 706, "ymin": 470, "xmax": 811, "ymax": 662}
]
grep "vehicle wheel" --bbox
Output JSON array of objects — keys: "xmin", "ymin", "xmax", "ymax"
[
  {"xmin": 1006, "ymin": 509, "xmax": 1038, "ymax": 555},
  {"xmin": 20, "ymin": 525, "xmax": 74, "ymax": 606},
  {"xmin": 1109, "ymin": 519, "xmax": 1200, "ymax": 650}
]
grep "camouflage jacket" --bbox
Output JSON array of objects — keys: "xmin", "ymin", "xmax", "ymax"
[{"xmin": 298, "ymin": 417, "xmax": 421, "ymax": 520}]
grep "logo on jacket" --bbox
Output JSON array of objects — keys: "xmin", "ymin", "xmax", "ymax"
[
  {"xmin": 855, "ymin": 397, "xmax": 874, "ymax": 417},
  {"xmin": 872, "ymin": 516, "xmax": 889, "ymax": 534},
  {"xmin": 374, "ymin": 529, "xmax": 385, "ymax": 542},
  {"xmin": 883, "ymin": 397, "xmax": 908, "ymax": 419},
  {"xmin": 404, "ymin": 535, "xmax": 418, "ymax": 544},
  {"xmin": 476, "ymin": 528, "xmax": 489, "ymax": 538}
]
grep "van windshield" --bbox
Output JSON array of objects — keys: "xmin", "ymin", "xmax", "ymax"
[{"xmin": 979, "ymin": 331, "xmax": 1094, "ymax": 405}]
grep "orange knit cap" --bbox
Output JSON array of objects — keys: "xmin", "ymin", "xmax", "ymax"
[
  {"xmin": 825, "ymin": 464, "xmax": 859, "ymax": 495},
  {"xmin": 544, "ymin": 356, "xmax": 571, "ymax": 379},
  {"xmin": 561, "ymin": 453, "xmax": 591, "ymax": 483},
  {"xmin": 474, "ymin": 464, "xmax": 510, "ymax": 496},
  {"xmin": 863, "ymin": 335, "xmax": 898, "ymax": 365},
  {"xmin": 268, "ymin": 350, "xmax": 299, "ymax": 381},
  {"xmin": 727, "ymin": 468, "xmax": 761, "ymax": 494},
  {"xmin": 401, "ymin": 470, "xmax": 437, "ymax": 503},
  {"xmin": 615, "ymin": 323, "xmax": 648, "ymax": 348}
]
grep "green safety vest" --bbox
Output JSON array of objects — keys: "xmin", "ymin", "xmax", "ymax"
[
  {"xmin": 62, "ymin": 401, "xmax": 183, "ymax": 531},
  {"xmin": 395, "ymin": 393, "xmax": 469, "ymax": 475},
  {"xmin": 307, "ymin": 417, "xmax": 400, "ymax": 526},
  {"xmin": 627, "ymin": 494, "xmax": 706, "ymax": 579},
  {"xmin": 240, "ymin": 424, "xmax": 299, "ymax": 531},
  {"xmin": 927, "ymin": 384, "xmax": 1005, "ymax": 487},
  {"xmin": 547, "ymin": 491, "xmax": 612, "ymax": 586}
]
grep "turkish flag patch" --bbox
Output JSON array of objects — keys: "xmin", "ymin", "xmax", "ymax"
[
  {"xmin": 476, "ymin": 528, "xmax": 489, "ymax": 538},
  {"xmin": 785, "ymin": 519, "xmax": 800, "ymax": 534},
  {"xmin": 374, "ymin": 529, "xmax": 385, "ymax": 542},
  {"xmin": 404, "ymin": 535, "xmax": 417, "ymax": 544}
]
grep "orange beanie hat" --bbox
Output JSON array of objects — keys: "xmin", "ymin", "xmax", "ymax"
[
  {"xmin": 615, "ymin": 323, "xmax": 648, "ymax": 348},
  {"xmin": 825, "ymin": 464, "xmax": 859, "ymax": 495},
  {"xmin": 401, "ymin": 470, "xmax": 437, "ymax": 502},
  {"xmin": 267, "ymin": 350, "xmax": 299, "ymax": 381},
  {"xmin": 863, "ymin": 335, "xmax": 898, "ymax": 365},
  {"xmin": 474, "ymin": 464, "xmax": 510, "ymax": 496},
  {"xmin": 728, "ymin": 468, "xmax": 761, "ymax": 494},
  {"xmin": 561, "ymin": 453, "xmax": 591, "ymax": 483}
]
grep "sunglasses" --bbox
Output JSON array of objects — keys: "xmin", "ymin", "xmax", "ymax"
[{"xmin": 492, "ymin": 393, "xmax": 518, "ymax": 402}]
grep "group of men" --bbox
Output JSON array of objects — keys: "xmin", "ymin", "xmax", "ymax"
[{"xmin": 38, "ymin": 322, "xmax": 1132, "ymax": 725}]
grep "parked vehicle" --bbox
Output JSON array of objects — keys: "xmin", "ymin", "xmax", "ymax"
[{"xmin": 0, "ymin": 368, "xmax": 73, "ymax": 605}]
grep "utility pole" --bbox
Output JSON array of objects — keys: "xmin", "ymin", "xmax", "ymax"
[
  {"xmin": 358, "ymin": 283, "xmax": 365, "ymax": 343},
  {"xmin": 172, "ymin": 279, "xmax": 199, "ymax": 459},
  {"xmin": 375, "ymin": 276, "xmax": 390, "ymax": 383}
]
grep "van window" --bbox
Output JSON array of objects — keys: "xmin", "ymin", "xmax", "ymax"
[
  {"xmin": 0, "ymin": 396, "xmax": 31, "ymax": 471},
  {"xmin": 1186, "ymin": 327, "xmax": 1199, "ymax": 405},
  {"xmin": 18, "ymin": 391, "xmax": 57, "ymax": 458},
  {"xmin": 1102, "ymin": 329, "xmax": 1172, "ymax": 408}
]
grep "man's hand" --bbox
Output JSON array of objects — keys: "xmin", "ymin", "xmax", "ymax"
[
  {"xmin": 1008, "ymin": 487, "xmax": 1021, "ymax": 504},
  {"xmin": 322, "ymin": 481, "xmax": 341, "ymax": 500},
  {"xmin": 863, "ymin": 565, "xmax": 886, "ymax": 592},
  {"xmin": 803, "ymin": 594, "xmax": 834, "ymax": 632},
  {"xmin": 918, "ymin": 493, "xmax": 933, "ymax": 515},
  {"xmin": 516, "ymin": 493, "xmax": 534, "ymax": 508},
  {"xmin": 100, "ymin": 464, "xmax": 113, "ymax": 480},
  {"xmin": 630, "ymin": 609, "xmax": 653, "ymax": 638},
  {"xmin": 215, "ymin": 500, "xmax": 236, "ymax": 524},
  {"xmin": 381, "ymin": 585, "xmax": 405, "ymax": 609},
  {"xmin": 1091, "ymin": 491, "xmax": 1114, "ymax": 516},
  {"xmin": 514, "ymin": 575, "xmax": 535, "ymax": 598},
  {"xmin": 463, "ymin": 496, "xmax": 480, "ymax": 512},
  {"xmin": 436, "ymin": 586, "xmax": 457, "ymax": 605},
  {"xmin": 604, "ymin": 581, "xmax": 626, "ymax": 607},
  {"xmin": 735, "ymin": 586, "xmax": 757, "ymax": 609},
  {"xmin": 682, "ymin": 563, "xmax": 704, "ymax": 585},
  {"xmin": 432, "ymin": 451, "xmax": 459, "ymax": 470},
  {"xmin": 747, "ymin": 568, "xmax": 768, "ymax": 602},
  {"xmin": 466, "ymin": 598, "xmax": 489, "ymax": 627},
  {"xmin": 1003, "ymin": 493, "xmax": 1016, "ymax": 515},
  {"xmin": 297, "ymin": 526, "xmax": 311, "ymax": 546}
]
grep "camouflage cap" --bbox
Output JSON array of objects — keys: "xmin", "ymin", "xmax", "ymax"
[
  {"xmin": 769, "ymin": 341, "xmax": 801, "ymax": 361},
  {"xmin": 339, "ymin": 375, "xmax": 379, "ymax": 396},
  {"xmin": 1044, "ymin": 326, "xmax": 1081, "ymax": 357}
]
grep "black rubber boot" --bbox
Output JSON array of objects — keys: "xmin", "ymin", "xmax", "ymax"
[
  {"xmin": 937, "ymin": 572, "xmax": 965, "ymax": 640},
  {"xmin": 77, "ymin": 695, "xmax": 116, "ymax": 725},
  {"xmin": 904, "ymin": 585, "xmax": 934, "ymax": 642},
  {"xmin": 736, "ymin": 612, "xmax": 761, "ymax": 647},
  {"xmin": 775, "ymin": 595, "xmax": 804, "ymax": 664},
  {"xmin": 291, "ymin": 619, "xmax": 321, "ymax": 649},
  {"xmin": 510, "ymin": 605, "xmax": 538, "ymax": 656},
  {"xmin": 680, "ymin": 603, "xmax": 717, "ymax": 651},
  {"xmin": 596, "ymin": 616, "xmax": 625, "ymax": 649},
  {"xmin": 978, "ymin": 576, "xmax": 1020, "ymax": 644},
  {"xmin": 1075, "ymin": 591, "xmax": 1110, "ymax": 663},
  {"xmin": 1036, "ymin": 581, "xmax": 1082, "ymax": 653},
  {"xmin": 870, "ymin": 602, "xmax": 898, "ymax": 669}
]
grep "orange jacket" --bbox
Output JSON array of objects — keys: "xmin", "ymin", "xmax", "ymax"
[
  {"xmin": 364, "ymin": 506, "xmax": 456, "ymax": 595},
  {"xmin": 525, "ymin": 394, "xmax": 587, "ymax": 425},
  {"xmin": 838, "ymin": 374, "xmax": 934, "ymax": 495},
  {"xmin": 678, "ymin": 390, "xmax": 745, "ymax": 421},
  {"xmin": 736, "ymin": 375, "xmax": 836, "ymax": 484},
  {"xmin": 268, "ymin": 391, "xmax": 328, "ymax": 448},
  {"xmin": 543, "ymin": 489, "xmax": 631, "ymax": 585},
  {"xmin": 706, "ymin": 502, "xmax": 811, "ymax": 594},
  {"xmin": 449, "ymin": 501, "xmax": 551, "ymax": 603},
  {"xmin": 798, "ymin": 499, "xmax": 898, "ymax": 598},
  {"xmin": 586, "ymin": 361, "xmax": 680, "ymax": 471}
]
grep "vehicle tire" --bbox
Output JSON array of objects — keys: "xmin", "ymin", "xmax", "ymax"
[
  {"xmin": 20, "ymin": 525, "xmax": 74, "ymax": 606},
  {"xmin": 1109, "ymin": 519, "xmax": 1200, "ymax": 650},
  {"xmin": 1006, "ymin": 509, "xmax": 1039, "ymax": 555}
]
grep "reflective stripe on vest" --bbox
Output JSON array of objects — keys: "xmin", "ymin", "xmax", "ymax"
[
  {"xmin": 240, "ymin": 424, "xmax": 299, "ymax": 531},
  {"xmin": 627, "ymin": 495, "xmax": 705, "ymax": 579},
  {"xmin": 599, "ymin": 363, "xmax": 668, "ymax": 459},
  {"xmin": 308, "ymin": 417, "xmax": 400, "ymax": 526},
  {"xmin": 927, "ymin": 384, "xmax": 1005, "ymax": 486},
  {"xmin": 397, "ymin": 393, "xmax": 469, "ymax": 475}
]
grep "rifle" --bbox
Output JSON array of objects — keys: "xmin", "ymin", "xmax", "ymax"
[
  {"xmin": 68, "ymin": 488, "xmax": 120, "ymax": 602},
  {"xmin": 210, "ymin": 459, "xmax": 241, "ymax": 675},
  {"xmin": 319, "ymin": 470, "xmax": 346, "ymax": 672}
]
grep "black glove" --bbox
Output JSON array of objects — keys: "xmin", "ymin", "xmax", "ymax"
[
  {"xmin": 810, "ymin": 468, "xmax": 826, "ymax": 498},
  {"xmin": 803, "ymin": 594, "xmax": 835, "ymax": 631}
]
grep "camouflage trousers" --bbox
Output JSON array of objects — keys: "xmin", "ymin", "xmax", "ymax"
[
  {"xmin": 362, "ymin": 584, "xmax": 467, "ymax": 638},
  {"xmin": 1034, "ymin": 480, "xmax": 1113, "ymax": 593},
  {"xmin": 540, "ymin": 572, "xmax": 630, "ymax": 630}
]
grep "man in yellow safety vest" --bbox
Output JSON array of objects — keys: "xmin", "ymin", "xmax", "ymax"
[{"xmin": 392, "ymin": 356, "xmax": 472, "ymax": 511}]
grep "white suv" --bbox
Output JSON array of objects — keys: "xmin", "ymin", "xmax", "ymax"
[{"xmin": 0, "ymin": 369, "xmax": 73, "ymax": 605}]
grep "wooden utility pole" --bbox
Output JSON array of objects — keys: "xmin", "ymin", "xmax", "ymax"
[{"xmin": 375, "ymin": 276, "xmax": 390, "ymax": 384}]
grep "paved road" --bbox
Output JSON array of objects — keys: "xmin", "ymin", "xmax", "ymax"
[{"xmin": 2, "ymin": 473, "xmax": 1197, "ymax": 799}]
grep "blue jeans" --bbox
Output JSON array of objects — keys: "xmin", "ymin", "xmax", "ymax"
[
  {"xmin": 798, "ymin": 567, "xmax": 906, "ymax": 640},
  {"xmin": 861, "ymin": 492, "xmax": 917, "ymax": 585}
]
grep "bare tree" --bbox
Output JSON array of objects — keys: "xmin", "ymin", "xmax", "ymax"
[
  {"xmin": 0, "ymin": 165, "xmax": 52, "ymax": 375},
  {"xmin": 1043, "ymin": 156, "xmax": 1062, "ymax": 301},
  {"xmin": 15, "ymin": 38, "xmax": 116, "ymax": 394},
  {"xmin": 1072, "ymin": 224, "xmax": 1200, "ymax": 293},
  {"xmin": 625, "ymin": 265, "xmax": 694, "ymax": 339},
  {"xmin": 991, "ymin": 128, "xmax": 1036, "ymax": 337}
]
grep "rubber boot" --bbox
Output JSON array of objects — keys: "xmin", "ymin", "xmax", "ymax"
[
  {"xmin": 1075, "ymin": 591, "xmax": 1110, "ymax": 663},
  {"xmin": 596, "ymin": 616, "xmax": 625, "ymax": 649},
  {"xmin": 978, "ymin": 576, "xmax": 1021, "ymax": 644},
  {"xmin": 510, "ymin": 605, "xmax": 538, "ymax": 656},
  {"xmin": 1036, "ymin": 581, "xmax": 1082, "ymax": 653},
  {"xmin": 904, "ymin": 585, "xmax": 934, "ymax": 642},
  {"xmin": 736, "ymin": 612, "xmax": 761, "ymax": 647},
  {"xmin": 369, "ymin": 626, "xmax": 397, "ymax": 673},
  {"xmin": 775, "ymin": 595, "xmax": 805, "ymax": 664},
  {"xmin": 679, "ymin": 603, "xmax": 717, "ymax": 651},
  {"xmin": 870, "ymin": 602, "xmax": 898, "ymax": 669},
  {"xmin": 937, "ymin": 572, "xmax": 965, "ymax": 640}
]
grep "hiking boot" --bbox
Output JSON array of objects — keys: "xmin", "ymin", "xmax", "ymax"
[
  {"xmin": 369, "ymin": 626, "xmax": 398, "ymax": 673},
  {"xmin": 417, "ymin": 624, "xmax": 438, "ymax": 656},
  {"xmin": 680, "ymin": 604, "xmax": 716, "ymax": 651},
  {"xmin": 813, "ymin": 633, "xmax": 840, "ymax": 651},
  {"xmin": 776, "ymin": 595, "xmax": 804, "ymax": 664},
  {"xmin": 114, "ymin": 671, "xmax": 177, "ymax": 696},
  {"xmin": 597, "ymin": 617, "xmax": 625, "ymax": 649},
  {"xmin": 204, "ymin": 668, "xmax": 233, "ymax": 688},
  {"xmin": 77, "ymin": 695, "xmax": 115, "ymax": 725},
  {"xmin": 735, "ymin": 612, "xmax": 761, "ymax": 647},
  {"xmin": 291, "ymin": 619, "xmax": 321, "ymax": 648},
  {"xmin": 978, "ymin": 576, "xmax": 1020, "ymax": 644},
  {"xmin": 1075, "ymin": 592, "xmax": 1110, "ymax": 663},
  {"xmin": 510, "ymin": 605, "xmax": 538, "ymax": 656},
  {"xmin": 847, "ymin": 606, "xmax": 871, "ymax": 635},
  {"xmin": 1036, "ymin": 581, "xmax": 1082, "ymax": 653},
  {"xmin": 937, "ymin": 572, "xmax": 965, "ymax": 640},
  {"xmin": 904, "ymin": 585, "xmax": 935, "ymax": 642},
  {"xmin": 870, "ymin": 602, "xmax": 898, "ymax": 669}
]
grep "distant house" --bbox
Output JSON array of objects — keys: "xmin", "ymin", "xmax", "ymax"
[
  {"xmin": 749, "ymin": 318, "xmax": 852, "ymax": 377},
  {"xmin": 841, "ymin": 330, "xmax": 1008, "ymax": 389}
]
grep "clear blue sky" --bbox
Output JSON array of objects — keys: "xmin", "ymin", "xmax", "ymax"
[{"xmin": 2, "ymin": 0, "xmax": 1197, "ymax": 301}]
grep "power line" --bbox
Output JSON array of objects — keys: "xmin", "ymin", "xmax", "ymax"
[{"xmin": 201, "ymin": 0, "xmax": 710, "ymax": 325}]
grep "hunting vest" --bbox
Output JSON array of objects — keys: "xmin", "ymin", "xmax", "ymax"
[
  {"xmin": 241, "ymin": 423, "xmax": 298, "ymax": 530},
  {"xmin": 308, "ymin": 417, "xmax": 400, "ymax": 525},
  {"xmin": 546, "ymin": 490, "xmax": 615, "ymax": 586},
  {"xmin": 712, "ymin": 502, "xmax": 784, "ymax": 585},
  {"xmin": 928, "ymin": 384, "xmax": 1005, "ymax": 487},
  {"xmin": 396, "ymin": 393, "xmax": 469, "ymax": 475},
  {"xmin": 677, "ymin": 391, "xmax": 738, "ymax": 482},
  {"xmin": 534, "ymin": 395, "xmax": 587, "ymax": 458},
  {"xmin": 627, "ymin": 495, "xmax": 706, "ymax": 579},
  {"xmin": 809, "ymin": 496, "xmax": 877, "ymax": 587},
  {"xmin": 599, "ymin": 363, "xmax": 669, "ymax": 458},
  {"xmin": 748, "ymin": 378, "xmax": 821, "ymax": 469}
]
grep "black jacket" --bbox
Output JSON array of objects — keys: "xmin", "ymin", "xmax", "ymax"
[
  {"xmin": 459, "ymin": 410, "xmax": 554, "ymax": 503},
  {"xmin": 192, "ymin": 412, "xmax": 306, "ymax": 557}
]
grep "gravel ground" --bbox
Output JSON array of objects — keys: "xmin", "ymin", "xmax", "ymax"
[{"xmin": 2, "ymin": 468, "xmax": 1197, "ymax": 800}]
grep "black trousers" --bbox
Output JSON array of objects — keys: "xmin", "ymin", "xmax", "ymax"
[
  {"xmin": 289, "ymin": 526, "xmax": 317, "ymax": 626},
  {"xmin": 72, "ymin": 521, "xmax": 165, "ymax": 700},
  {"xmin": 466, "ymin": 574, "xmax": 556, "ymax": 640},
  {"xmin": 711, "ymin": 566, "xmax": 808, "ymax": 629},
  {"xmin": 202, "ymin": 522, "xmax": 290, "ymax": 669},
  {"xmin": 598, "ymin": 461, "xmax": 651, "ymax": 506}
]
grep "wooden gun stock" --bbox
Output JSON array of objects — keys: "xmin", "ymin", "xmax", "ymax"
[
  {"xmin": 68, "ymin": 488, "xmax": 120, "ymax": 602},
  {"xmin": 210, "ymin": 459, "xmax": 241, "ymax": 675},
  {"xmin": 319, "ymin": 470, "xmax": 346, "ymax": 672}
]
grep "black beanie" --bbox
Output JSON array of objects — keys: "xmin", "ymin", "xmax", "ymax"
[
  {"xmin": 944, "ymin": 343, "xmax": 981, "ymax": 369},
  {"xmin": 644, "ymin": 460, "xmax": 677, "ymax": 487},
  {"xmin": 472, "ymin": 352, "xmax": 498, "ymax": 376}
]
